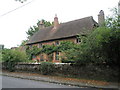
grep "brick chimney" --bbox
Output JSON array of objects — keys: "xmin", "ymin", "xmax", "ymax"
[
  {"xmin": 53, "ymin": 14, "xmax": 59, "ymax": 29},
  {"xmin": 38, "ymin": 20, "xmax": 45, "ymax": 30},
  {"xmin": 98, "ymin": 10, "xmax": 105, "ymax": 27}
]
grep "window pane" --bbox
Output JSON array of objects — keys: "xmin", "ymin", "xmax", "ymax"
[{"xmin": 55, "ymin": 52, "xmax": 59, "ymax": 60}]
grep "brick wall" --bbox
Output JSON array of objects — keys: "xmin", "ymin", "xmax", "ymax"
[{"xmin": 31, "ymin": 37, "xmax": 77, "ymax": 63}]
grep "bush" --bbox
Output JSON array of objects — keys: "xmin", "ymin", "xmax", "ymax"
[
  {"xmin": 2, "ymin": 49, "xmax": 28, "ymax": 71},
  {"xmin": 75, "ymin": 27, "xmax": 120, "ymax": 67},
  {"xmin": 40, "ymin": 62, "xmax": 55, "ymax": 75}
]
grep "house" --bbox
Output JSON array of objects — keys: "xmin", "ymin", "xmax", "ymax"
[
  {"xmin": 26, "ymin": 10, "xmax": 105, "ymax": 63},
  {"xmin": 11, "ymin": 47, "xmax": 18, "ymax": 50}
]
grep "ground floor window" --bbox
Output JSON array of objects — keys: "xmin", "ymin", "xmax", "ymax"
[
  {"xmin": 48, "ymin": 53, "xmax": 53, "ymax": 62},
  {"xmin": 32, "ymin": 55, "xmax": 36, "ymax": 59},
  {"xmin": 55, "ymin": 52, "xmax": 59, "ymax": 60},
  {"xmin": 40, "ymin": 54, "xmax": 44, "ymax": 61}
]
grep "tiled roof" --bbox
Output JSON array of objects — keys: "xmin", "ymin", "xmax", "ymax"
[{"xmin": 27, "ymin": 16, "xmax": 98, "ymax": 45}]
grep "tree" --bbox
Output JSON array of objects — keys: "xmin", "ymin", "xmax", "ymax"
[
  {"xmin": 20, "ymin": 40, "xmax": 28, "ymax": 46},
  {"xmin": 75, "ymin": 21, "xmax": 120, "ymax": 66},
  {"xmin": 40, "ymin": 19, "xmax": 53, "ymax": 27},
  {"xmin": 106, "ymin": 7, "xmax": 119, "ymax": 30},
  {"xmin": 65, "ymin": 7, "xmax": 120, "ymax": 67}
]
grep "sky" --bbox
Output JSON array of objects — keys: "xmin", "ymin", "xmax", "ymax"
[{"xmin": 0, "ymin": 0, "xmax": 119, "ymax": 48}]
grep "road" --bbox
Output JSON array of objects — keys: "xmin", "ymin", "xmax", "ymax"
[{"xmin": 2, "ymin": 75, "xmax": 97, "ymax": 89}]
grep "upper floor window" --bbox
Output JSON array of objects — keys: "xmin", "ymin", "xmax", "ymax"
[
  {"xmin": 55, "ymin": 41, "xmax": 59, "ymax": 46},
  {"xmin": 76, "ymin": 38, "xmax": 81, "ymax": 44},
  {"xmin": 29, "ymin": 45, "xmax": 32, "ymax": 49},
  {"xmin": 38, "ymin": 43, "xmax": 42, "ymax": 48}
]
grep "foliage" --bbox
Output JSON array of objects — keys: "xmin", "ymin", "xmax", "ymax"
[
  {"xmin": 26, "ymin": 41, "xmax": 80, "ymax": 62},
  {"xmin": 26, "ymin": 46, "xmax": 42, "ymax": 60},
  {"xmin": 2, "ymin": 49, "xmax": 27, "ymax": 62},
  {"xmin": 75, "ymin": 27, "xmax": 120, "ymax": 67},
  {"xmin": 41, "ymin": 45, "xmax": 55, "ymax": 55},
  {"xmin": 100, "ymin": 29, "xmax": 120, "ymax": 66},
  {"xmin": 20, "ymin": 40, "xmax": 28, "ymax": 46},
  {"xmin": 59, "ymin": 41, "xmax": 79, "ymax": 51},
  {"xmin": 26, "ymin": 44, "xmax": 56, "ymax": 60},
  {"xmin": 106, "ymin": 7, "xmax": 119, "ymax": 30},
  {"xmin": 39, "ymin": 19, "xmax": 53, "ymax": 27},
  {"xmin": 2, "ymin": 49, "xmax": 28, "ymax": 71},
  {"xmin": 59, "ymin": 41, "xmax": 80, "ymax": 63},
  {"xmin": 40, "ymin": 62, "xmax": 55, "ymax": 75}
]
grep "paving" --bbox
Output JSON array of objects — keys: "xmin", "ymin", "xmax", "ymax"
[{"xmin": 1, "ymin": 71, "xmax": 120, "ymax": 89}]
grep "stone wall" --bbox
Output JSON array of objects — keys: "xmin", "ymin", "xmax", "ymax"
[
  {"xmin": 15, "ymin": 63, "xmax": 40, "ymax": 72},
  {"xmin": 2, "ymin": 62, "xmax": 119, "ymax": 82},
  {"xmin": 9, "ymin": 62, "xmax": 71, "ymax": 73}
]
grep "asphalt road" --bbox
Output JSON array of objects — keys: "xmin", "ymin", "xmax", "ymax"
[{"xmin": 2, "ymin": 76, "xmax": 97, "ymax": 89}]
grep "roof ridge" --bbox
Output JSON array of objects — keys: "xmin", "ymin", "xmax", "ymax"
[{"xmin": 61, "ymin": 16, "xmax": 93, "ymax": 24}]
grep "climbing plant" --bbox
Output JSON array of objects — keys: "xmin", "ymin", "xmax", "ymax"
[{"xmin": 26, "ymin": 41, "xmax": 79, "ymax": 61}]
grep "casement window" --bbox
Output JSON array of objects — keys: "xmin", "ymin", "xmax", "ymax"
[
  {"xmin": 32, "ymin": 55, "xmax": 36, "ymax": 59},
  {"xmin": 48, "ymin": 53, "xmax": 53, "ymax": 62},
  {"xmin": 40, "ymin": 54, "xmax": 44, "ymax": 61},
  {"xmin": 29, "ymin": 45, "xmax": 32, "ymax": 49},
  {"xmin": 76, "ymin": 38, "xmax": 81, "ymax": 44},
  {"xmin": 55, "ymin": 41, "xmax": 59, "ymax": 46},
  {"xmin": 38, "ymin": 43, "xmax": 42, "ymax": 48},
  {"xmin": 55, "ymin": 52, "xmax": 59, "ymax": 60}
]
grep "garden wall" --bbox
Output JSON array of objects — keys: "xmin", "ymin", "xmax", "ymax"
[{"xmin": 2, "ymin": 62, "xmax": 119, "ymax": 82}]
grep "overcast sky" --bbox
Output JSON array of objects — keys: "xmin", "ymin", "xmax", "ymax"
[{"xmin": 0, "ymin": 0, "xmax": 119, "ymax": 48}]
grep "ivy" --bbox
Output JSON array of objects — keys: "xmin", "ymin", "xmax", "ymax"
[
  {"xmin": 26, "ymin": 41, "xmax": 79, "ymax": 60},
  {"xmin": 26, "ymin": 46, "xmax": 42, "ymax": 59}
]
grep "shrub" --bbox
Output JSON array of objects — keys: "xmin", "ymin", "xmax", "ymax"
[
  {"xmin": 75, "ymin": 27, "xmax": 120, "ymax": 67},
  {"xmin": 2, "ymin": 49, "xmax": 28, "ymax": 71},
  {"xmin": 40, "ymin": 62, "xmax": 55, "ymax": 75}
]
